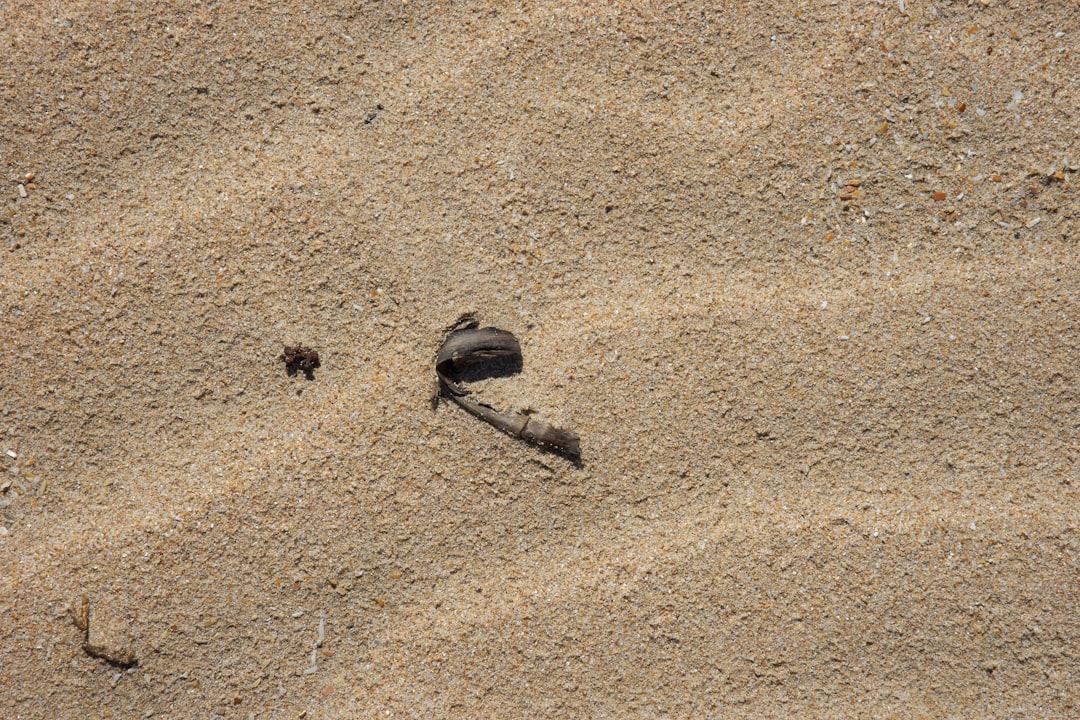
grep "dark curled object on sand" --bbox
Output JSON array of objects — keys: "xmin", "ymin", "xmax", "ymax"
[
  {"xmin": 281, "ymin": 345, "xmax": 320, "ymax": 378},
  {"xmin": 435, "ymin": 316, "xmax": 581, "ymax": 461}
]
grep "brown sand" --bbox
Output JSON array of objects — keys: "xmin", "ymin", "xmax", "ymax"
[{"xmin": 2, "ymin": 1, "xmax": 1078, "ymax": 717}]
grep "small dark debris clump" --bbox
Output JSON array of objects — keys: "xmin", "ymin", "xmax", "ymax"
[
  {"xmin": 281, "ymin": 345, "xmax": 320, "ymax": 378},
  {"xmin": 364, "ymin": 103, "xmax": 384, "ymax": 124}
]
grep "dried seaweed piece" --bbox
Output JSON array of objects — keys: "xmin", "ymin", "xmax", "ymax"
[
  {"xmin": 435, "ymin": 319, "xmax": 581, "ymax": 461},
  {"xmin": 281, "ymin": 345, "xmax": 320, "ymax": 378}
]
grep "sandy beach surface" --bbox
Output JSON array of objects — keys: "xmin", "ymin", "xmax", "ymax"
[{"xmin": 2, "ymin": 1, "xmax": 1078, "ymax": 717}]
